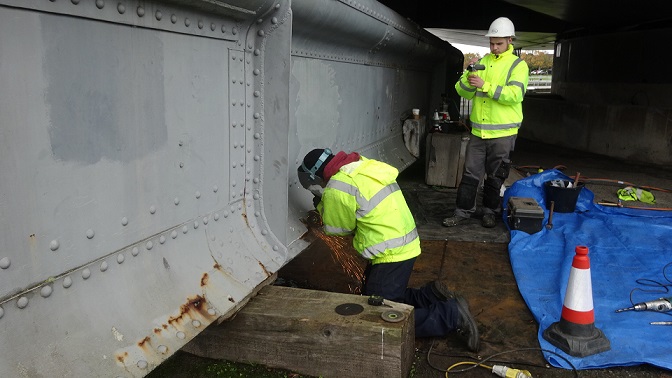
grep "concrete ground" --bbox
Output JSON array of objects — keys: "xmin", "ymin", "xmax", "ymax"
[{"xmin": 151, "ymin": 137, "xmax": 672, "ymax": 377}]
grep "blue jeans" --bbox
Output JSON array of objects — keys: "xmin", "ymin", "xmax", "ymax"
[{"xmin": 363, "ymin": 258, "xmax": 458, "ymax": 338}]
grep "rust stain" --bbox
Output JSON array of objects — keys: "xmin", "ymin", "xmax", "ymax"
[
  {"xmin": 137, "ymin": 336, "xmax": 151, "ymax": 348},
  {"xmin": 201, "ymin": 272, "xmax": 209, "ymax": 287},
  {"xmin": 213, "ymin": 263, "xmax": 221, "ymax": 270},
  {"xmin": 116, "ymin": 351, "xmax": 128, "ymax": 364},
  {"xmin": 162, "ymin": 324, "xmax": 168, "ymax": 330},
  {"xmin": 167, "ymin": 295, "xmax": 211, "ymax": 326},
  {"xmin": 153, "ymin": 328, "xmax": 162, "ymax": 334},
  {"xmin": 228, "ymin": 296, "xmax": 235, "ymax": 303},
  {"xmin": 258, "ymin": 261, "xmax": 271, "ymax": 277}
]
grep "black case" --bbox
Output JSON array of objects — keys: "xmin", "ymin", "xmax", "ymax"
[{"xmin": 507, "ymin": 197, "xmax": 545, "ymax": 234}]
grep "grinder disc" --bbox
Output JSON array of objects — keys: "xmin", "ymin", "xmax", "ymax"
[
  {"xmin": 334, "ymin": 303, "xmax": 364, "ymax": 316},
  {"xmin": 381, "ymin": 310, "xmax": 405, "ymax": 323}
]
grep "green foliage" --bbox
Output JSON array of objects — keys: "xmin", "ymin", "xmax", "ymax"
[{"xmin": 461, "ymin": 50, "xmax": 554, "ymax": 73}]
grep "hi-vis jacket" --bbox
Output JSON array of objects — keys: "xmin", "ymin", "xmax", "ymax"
[
  {"xmin": 456, "ymin": 44, "xmax": 529, "ymax": 139},
  {"xmin": 317, "ymin": 157, "xmax": 421, "ymax": 265}
]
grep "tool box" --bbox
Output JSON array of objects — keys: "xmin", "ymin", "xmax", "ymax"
[{"xmin": 507, "ymin": 197, "xmax": 545, "ymax": 234}]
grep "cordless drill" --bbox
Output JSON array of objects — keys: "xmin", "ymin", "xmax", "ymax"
[
  {"xmin": 466, "ymin": 63, "xmax": 486, "ymax": 72},
  {"xmin": 616, "ymin": 297, "xmax": 672, "ymax": 313}
]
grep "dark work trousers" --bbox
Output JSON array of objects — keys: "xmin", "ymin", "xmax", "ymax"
[
  {"xmin": 454, "ymin": 134, "xmax": 517, "ymax": 218},
  {"xmin": 362, "ymin": 258, "xmax": 458, "ymax": 338}
]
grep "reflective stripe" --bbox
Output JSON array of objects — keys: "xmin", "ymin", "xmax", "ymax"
[
  {"xmin": 506, "ymin": 58, "xmax": 526, "ymax": 96},
  {"xmin": 509, "ymin": 80, "xmax": 524, "ymax": 92},
  {"xmin": 471, "ymin": 121, "xmax": 521, "ymax": 130},
  {"xmin": 361, "ymin": 228, "xmax": 419, "ymax": 259},
  {"xmin": 324, "ymin": 224, "xmax": 354, "ymax": 234},
  {"xmin": 493, "ymin": 85, "xmax": 503, "ymax": 100},
  {"xmin": 475, "ymin": 92, "xmax": 488, "ymax": 98},
  {"xmin": 327, "ymin": 180, "xmax": 359, "ymax": 197},
  {"xmin": 460, "ymin": 81, "xmax": 476, "ymax": 92},
  {"xmin": 357, "ymin": 183, "xmax": 400, "ymax": 217}
]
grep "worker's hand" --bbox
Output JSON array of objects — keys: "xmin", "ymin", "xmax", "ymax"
[
  {"xmin": 467, "ymin": 57, "xmax": 480, "ymax": 66},
  {"xmin": 312, "ymin": 195, "xmax": 321, "ymax": 208},
  {"xmin": 468, "ymin": 75, "xmax": 484, "ymax": 89}
]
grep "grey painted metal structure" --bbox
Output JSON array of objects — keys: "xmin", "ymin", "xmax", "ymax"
[{"xmin": 0, "ymin": 0, "xmax": 457, "ymax": 376}]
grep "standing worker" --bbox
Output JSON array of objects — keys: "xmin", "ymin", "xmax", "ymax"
[
  {"xmin": 298, "ymin": 148, "xmax": 480, "ymax": 352},
  {"xmin": 443, "ymin": 17, "xmax": 529, "ymax": 228}
]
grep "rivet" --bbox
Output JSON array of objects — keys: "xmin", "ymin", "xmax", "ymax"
[
  {"xmin": 221, "ymin": 25, "xmax": 227, "ymax": 33},
  {"xmin": 159, "ymin": 235, "xmax": 166, "ymax": 244},
  {"xmin": 179, "ymin": 162, "xmax": 184, "ymax": 168},
  {"xmin": 253, "ymin": 69, "xmax": 260, "ymax": 76},
  {"xmin": 174, "ymin": 197, "xmax": 180, "ymax": 205},
  {"xmin": 117, "ymin": 3, "xmax": 125, "ymax": 13},
  {"xmin": 158, "ymin": 345, "xmax": 168, "ymax": 354},
  {"xmin": 132, "ymin": 247, "xmax": 139, "ymax": 256},
  {"xmin": 255, "ymin": 212, "xmax": 260, "ymax": 217},
  {"xmin": 232, "ymin": 27, "xmax": 238, "ymax": 35},
  {"xmin": 229, "ymin": 227, "xmax": 234, "ymax": 233},
  {"xmin": 253, "ymin": 113, "xmax": 260, "ymax": 119},
  {"xmin": 253, "ymin": 193, "xmax": 260, "ymax": 200},
  {"xmin": 207, "ymin": 308, "xmax": 216, "ymax": 316},
  {"xmin": 230, "ymin": 206, "xmax": 235, "ymax": 213},
  {"xmin": 257, "ymin": 30, "xmax": 265, "ymax": 37},
  {"xmin": 239, "ymin": 100, "xmax": 244, "ymax": 106},
  {"xmin": 198, "ymin": 20, "xmax": 204, "ymax": 29},
  {"xmin": 254, "ymin": 49, "xmax": 260, "ymax": 56},
  {"xmin": 17, "ymin": 297, "xmax": 28, "ymax": 309},
  {"xmin": 185, "ymin": 18, "xmax": 191, "ymax": 27},
  {"xmin": 254, "ymin": 155, "xmax": 260, "ymax": 161},
  {"xmin": 195, "ymin": 191, "xmax": 201, "ymax": 199},
  {"xmin": 273, "ymin": 245, "xmax": 279, "ymax": 251},
  {"xmin": 86, "ymin": 229, "xmax": 95, "ymax": 239},
  {"xmin": 240, "ymin": 160, "xmax": 244, "ymax": 167},
  {"xmin": 271, "ymin": 17, "xmax": 278, "ymax": 24},
  {"xmin": 232, "ymin": 181, "xmax": 237, "ymax": 187},
  {"xmin": 253, "ymin": 133, "xmax": 260, "ymax": 140},
  {"xmin": 253, "ymin": 178, "xmax": 259, "ymax": 184},
  {"xmin": 214, "ymin": 213, "xmax": 220, "ymax": 221},
  {"xmin": 136, "ymin": 6, "xmax": 145, "ymax": 17},
  {"xmin": 213, "ymin": 185, "xmax": 218, "ymax": 193},
  {"xmin": 121, "ymin": 217, "xmax": 128, "ymax": 226},
  {"xmin": 154, "ymin": 10, "xmax": 161, "ymax": 20},
  {"xmin": 254, "ymin": 91, "xmax": 260, "ymax": 97},
  {"xmin": 95, "ymin": 0, "xmax": 104, "ymax": 9},
  {"xmin": 0, "ymin": 306, "xmax": 4, "ymax": 319},
  {"xmin": 232, "ymin": 122, "xmax": 237, "ymax": 127},
  {"xmin": 146, "ymin": 241, "xmax": 153, "ymax": 250},
  {"xmin": 0, "ymin": 257, "xmax": 10, "ymax": 269},
  {"xmin": 137, "ymin": 360, "xmax": 148, "ymax": 369},
  {"xmin": 63, "ymin": 276, "xmax": 73, "ymax": 288},
  {"xmin": 40, "ymin": 285, "xmax": 53, "ymax": 298},
  {"xmin": 117, "ymin": 254, "xmax": 125, "ymax": 264},
  {"xmin": 100, "ymin": 261, "xmax": 108, "ymax": 272},
  {"xmin": 171, "ymin": 14, "xmax": 177, "ymax": 23},
  {"xmin": 231, "ymin": 101, "xmax": 236, "ymax": 106},
  {"xmin": 232, "ymin": 192, "xmax": 237, "ymax": 198},
  {"xmin": 275, "ymin": 3, "xmax": 281, "ymax": 9},
  {"xmin": 262, "ymin": 230, "xmax": 268, "ymax": 235},
  {"xmin": 256, "ymin": 18, "xmax": 263, "ymax": 24},
  {"xmin": 192, "ymin": 320, "xmax": 201, "ymax": 327},
  {"xmin": 203, "ymin": 217, "xmax": 208, "ymax": 225},
  {"xmin": 176, "ymin": 331, "xmax": 186, "ymax": 339},
  {"xmin": 171, "ymin": 230, "xmax": 178, "ymax": 239},
  {"xmin": 150, "ymin": 206, "xmax": 156, "ymax": 214},
  {"xmin": 182, "ymin": 226, "xmax": 188, "ymax": 234},
  {"xmin": 210, "ymin": 23, "xmax": 216, "ymax": 31},
  {"xmin": 223, "ymin": 211, "xmax": 229, "ymax": 218}
]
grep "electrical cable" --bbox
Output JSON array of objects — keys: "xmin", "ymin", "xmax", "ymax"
[
  {"xmin": 425, "ymin": 338, "xmax": 580, "ymax": 377},
  {"xmin": 627, "ymin": 262, "xmax": 672, "ymax": 317}
]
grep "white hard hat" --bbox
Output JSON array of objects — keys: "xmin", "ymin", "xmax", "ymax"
[{"xmin": 485, "ymin": 17, "xmax": 515, "ymax": 37}]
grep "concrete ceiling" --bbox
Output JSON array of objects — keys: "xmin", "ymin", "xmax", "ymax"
[{"xmin": 378, "ymin": 0, "xmax": 672, "ymax": 50}]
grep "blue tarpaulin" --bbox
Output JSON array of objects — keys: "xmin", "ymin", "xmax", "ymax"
[{"xmin": 504, "ymin": 169, "xmax": 672, "ymax": 370}]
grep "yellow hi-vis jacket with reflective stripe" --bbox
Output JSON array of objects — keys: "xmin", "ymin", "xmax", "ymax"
[
  {"xmin": 456, "ymin": 44, "xmax": 529, "ymax": 139},
  {"xmin": 317, "ymin": 157, "xmax": 421, "ymax": 265}
]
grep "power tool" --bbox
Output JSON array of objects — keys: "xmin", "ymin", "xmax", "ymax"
[
  {"xmin": 466, "ymin": 63, "xmax": 485, "ymax": 72},
  {"xmin": 615, "ymin": 297, "xmax": 672, "ymax": 313}
]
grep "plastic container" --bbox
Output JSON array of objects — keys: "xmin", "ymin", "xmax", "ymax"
[{"xmin": 544, "ymin": 180, "xmax": 584, "ymax": 213}]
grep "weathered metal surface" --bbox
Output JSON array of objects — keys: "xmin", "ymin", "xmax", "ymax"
[{"xmin": 0, "ymin": 0, "xmax": 456, "ymax": 377}]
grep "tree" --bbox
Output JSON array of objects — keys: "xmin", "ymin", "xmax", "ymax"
[
  {"xmin": 520, "ymin": 51, "xmax": 553, "ymax": 73},
  {"xmin": 463, "ymin": 52, "xmax": 482, "ymax": 69}
]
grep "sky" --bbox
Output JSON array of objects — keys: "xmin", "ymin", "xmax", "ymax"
[{"xmin": 451, "ymin": 43, "xmax": 491, "ymax": 55}]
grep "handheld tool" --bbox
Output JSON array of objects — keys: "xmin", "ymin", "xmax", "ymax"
[
  {"xmin": 546, "ymin": 201, "xmax": 555, "ymax": 230},
  {"xmin": 616, "ymin": 297, "xmax": 672, "ymax": 313},
  {"xmin": 466, "ymin": 63, "xmax": 485, "ymax": 72},
  {"xmin": 650, "ymin": 321, "xmax": 672, "ymax": 325}
]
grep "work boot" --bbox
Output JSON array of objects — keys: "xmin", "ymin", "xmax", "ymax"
[
  {"xmin": 481, "ymin": 213, "xmax": 496, "ymax": 228},
  {"xmin": 455, "ymin": 295, "xmax": 480, "ymax": 352},
  {"xmin": 430, "ymin": 280, "xmax": 457, "ymax": 301},
  {"xmin": 442, "ymin": 215, "xmax": 469, "ymax": 227}
]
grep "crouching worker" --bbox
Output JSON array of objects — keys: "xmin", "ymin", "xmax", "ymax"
[{"xmin": 298, "ymin": 148, "xmax": 480, "ymax": 352}]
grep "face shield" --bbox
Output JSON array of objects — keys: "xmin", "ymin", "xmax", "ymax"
[{"xmin": 297, "ymin": 148, "xmax": 332, "ymax": 195}]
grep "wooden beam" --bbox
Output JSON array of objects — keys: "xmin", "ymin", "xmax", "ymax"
[{"xmin": 183, "ymin": 285, "xmax": 415, "ymax": 378}]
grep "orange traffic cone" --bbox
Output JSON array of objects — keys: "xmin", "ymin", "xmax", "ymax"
[{"xmin": 543, "ymin": 245, "xmax": 610, "ymax": 357}]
